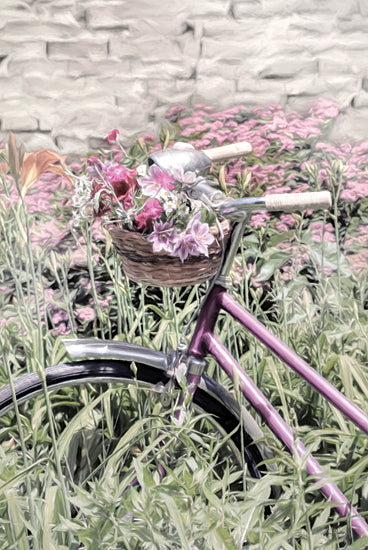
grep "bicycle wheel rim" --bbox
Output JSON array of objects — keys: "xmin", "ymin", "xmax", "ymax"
[{"xmin": 0, "ymin": 360, "xmax": 266, "ymax": 546}]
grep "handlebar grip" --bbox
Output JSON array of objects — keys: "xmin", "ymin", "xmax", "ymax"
[
  {"xmin": 203, "ymin": 141, "xmax": 252, "ymax": 162},
  {"xmin": 265, "ymin": 191, "xmax": 332, "ymax": 212}
]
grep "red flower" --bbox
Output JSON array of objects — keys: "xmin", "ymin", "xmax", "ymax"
[
  {"xmin": 135, "ymin": 199, "xmax": 163, "ymax": 231},
  {"xmin": 92, "ymin": 165, "xmax": 137, "ymax": 217},
  {"xmin": 106, "ymin": 129, "xmax": 119, "ymax": 144}
]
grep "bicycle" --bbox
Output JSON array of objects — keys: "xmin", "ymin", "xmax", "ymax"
[{"xmin": 1, "ymin": 141, "xmax": 368, "ymax": 547}]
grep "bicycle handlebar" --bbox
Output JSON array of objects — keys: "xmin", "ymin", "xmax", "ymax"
[
  {"xmin": 265, "ymin": 191, "xmax": 332, "ymax": 212},
  {"xmin": 219, "ymin": 191, "xmax": 332, "ymax": 219},
  {"xmin": 189, "ymin": 181, "xmax": 332, "ymax": 219},
  {"xmin": 203, "ymin": 141, "xmax": 252, "ymax": 162}
]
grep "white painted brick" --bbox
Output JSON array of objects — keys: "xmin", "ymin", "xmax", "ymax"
[
  {"xmin": 353, "ymin": 91, "xmax": 368, "ymax": 107},
  {"xmin": 122, "ymin": 15, "xmax": 186, "ymax": 38},
  {"xmin": 0, "ymin": 77, "xmax": 23, "ymax": 97},
  {"xmin": 115, "ymin": 95, "xmax": 156, "ymax": 114},
  {"xmin": 184, "ymin": 0, "xmax": 229, "ymax": 18},
  {"xmin": 201, "ymin": 37, "xmax": 256, "ymax": 61},
  {"xmin": 47, "ymin": 38, "xmax": 108, "ymax": 60},
  {"xmin": 329, "ymin": 107, "xmax": 368, "ymax": 143},
  {"xmin": 7, "ymin": 58, "xmax": 69, "ymax": 78},
  {"xmin": 144, "ymin": 81, "xmax": 194, "ymax": 107},
  {"xmin": 288, "ymin": 13, "xmax": 337, "ymax": 35},
  {"xmin": 285, "ymin": 75, "xmax": 359, "ymax": 97},
  {"xmin": 39, "ymin": 112, "xmax": 62, "ymax": 133},
  {"xmin": 284, "ymin": 76, "xmax": 325, "ymax": 98},
  {"xmin": 2, "ymin": 114, "xmax": 38, "ymax": 132},
  {"xmin": 359, "ymin": 0, "xmax": 368, "ymax": 16},
  {"xmin": 337, "ymin": 14, "xmax": 368, "ymax": 32},
  {"xmin": 9, "ymin": 132, "xmax": 57, "ymax": 153},
  {"xmin": 0, "ymin": 40, "xmax": 46, "ymax": 59},
  {"xmin": 238, "ymin": 76, "xmax": 286, "ymax": 96},
  {"xmin": 56, "ymin": 135, "xmax": 88, "ymax": 156},
  {"xmin": 0, "ymin": 0, "xmax": 367, "ymax": 156},
  {"xmin": 109, "ymin": 34, "xmax": 183, "ymax": 63},
  {"xmin": 318, "ymin": 52, "xmax": 360, "ymax": 75},
  {"xmin": 202, "ymin": 19, "xmax": 241, "ymax": 38},
  {"xmin": 0, "ymin": 1, "xmax": 33, "ymax": 8},
  {"xmin": 89, "ymin": 76, "xmax": 146, "ymax": 102},
  {"xmin": 193, "ymin": 76, "xmax": 236, "ymax": 106},
  {"xmin": 66, "ymin": 58, "xmax": 131, "ymax": 79},
  {"xmin": 286, "ymin": 86, "xmax": 357, "ymax": 112},
  {"xmin": 337, "ymin": 31, "xmax": 368, "ymax": 51},
  {"xmin": 203, "ymin": 17, "xmax": 281, "ymax": 42},
  {"xmin": 198, "ymin": 58, "xmax": 245, "ymax": 80},
  {"xmin": 52, "ymin": 104, "xmax": 142, "ymax": 141},
  {"xmin": 283, "ymin": 33, "xmax": 339, "ymax": 56},
  {"xmin": 322, "ymin": 75, "xmax": 361, "ymax": 93},
  {"xmin": 259, "ymin": 57, "xmax": 317, "ymax": 79},
  {"xmin": 130, "ymin": 59, "xmax": 194, "ymax": 80},
  {"xmin": 295, "ymin": 0, "xmax": 359, "ymax": 16},
  {"xmin": 24, "ymin": 73, "xmax": 86, "ymax": 98},
  {"xmin": 2, "ymin": 20, "xmax": 80, "ymax": 41},
  {"xmin": 232, "ymin": 1, "xmax": 265, "ymax": 18},
  {"xmin": 86, "ymin": 5, "xmax": 130, "ymax": 30},
  {"xmin": 177, "ymin": 33, "xmax": 201, "ymax": 61},
  {"xmin": 85, "ymin": 0, "xmax": 187, "ymax": 20},
  {"xmin": 234, "ymin": 0, "xmax": 310, "ymax": 17},
  {"xmin": 235, "ymin": 91, "xmax": 286, "ymax": 107}
]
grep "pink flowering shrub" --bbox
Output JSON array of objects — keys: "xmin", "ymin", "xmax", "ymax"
[
  {"xmin": 165, "ymin": 100, "xmax": 368, "ymax": 275},
  {"xmin": 1, "ymin": 97, "xmax": 367, "ymax": 343}
]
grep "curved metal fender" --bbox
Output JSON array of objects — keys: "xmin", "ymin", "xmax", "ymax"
[{"xmin": 62, "ymin": 338, "xmax": 169, "ymax": 370}]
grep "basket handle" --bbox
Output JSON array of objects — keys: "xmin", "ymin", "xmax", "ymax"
[{"xmin": 202, "ymin": 142, "xmax": 252, "ymax": 162}]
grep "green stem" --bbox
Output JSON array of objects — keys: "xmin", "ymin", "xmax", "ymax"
[{"xmin": 1, "ymin": 340, "xmax": 37, "ymax": 550}]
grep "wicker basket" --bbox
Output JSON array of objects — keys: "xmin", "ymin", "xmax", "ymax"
[{"xmin": 103, "ymin": 219, "xmax": 231, "ymax": 287}]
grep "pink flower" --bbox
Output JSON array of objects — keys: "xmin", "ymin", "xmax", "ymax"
[
  {"xmin": 135, "ymin": 198, "xmax": 163, "ymax": 231},
  {"xmin": 138, "ymin": 165, "xmax": 175, "ymax": 198},
  {"xmin": 171, "ymin": 213, "xmax": 215, "ymax": 262},
  {"xmin": 171, "ymin": 232, "xmax": 199, "ymax": 262},
  {"xmin": 249, "ymin": 213, "xmax": 270, "ymax": 228},
  {"xmin": 106, "ymin": 129, "xmax": 119, "ymax": 144},
  {"xmin": 87, "ymin": 155, "xmax": 101, "ymax": 166},
  {"xmin": 309, "ymin": 100, "xmax": 339, "ymax": 119},
  {"xmin": 105, "ymin": 165, "xmax": 136, "ymax": 187},
  {"xmin": 146, "ymin": 219, "xmax": 176, "ymax": 253},
  {"xmin": 76, "ymin": 306, "xmax": 96, "ymax": 322}
]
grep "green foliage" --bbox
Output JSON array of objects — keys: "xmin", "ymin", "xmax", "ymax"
[{"xmin": 0, "ymin": 108, "xmax": 368, "ymax": 548}]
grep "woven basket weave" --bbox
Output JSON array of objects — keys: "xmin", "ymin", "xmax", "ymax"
[{"xmin": 103, "ymin": 219, "xmax": 231, "ymax": 287}]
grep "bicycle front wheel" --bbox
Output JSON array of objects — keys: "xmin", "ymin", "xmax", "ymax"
[{"xmin": 0, "ymin": 359, "xmax": 268, "ymax": 547}]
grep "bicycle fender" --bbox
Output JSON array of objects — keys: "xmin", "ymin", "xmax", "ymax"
[{"xmin": 62, "ymin": 338, "xmax": 168, "ymax": 370}]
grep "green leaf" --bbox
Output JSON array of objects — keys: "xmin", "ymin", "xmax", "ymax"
[
  {"xmin": 268, "ymin": 230, "xmax": 294, "ymax": 247},
  {"xmin": 256, "ymin": 251, "xmax": 291, "ymax": 282},
  {"xmin": 160, "ymin": 493, "xmax": 191, "ymax": 550}
]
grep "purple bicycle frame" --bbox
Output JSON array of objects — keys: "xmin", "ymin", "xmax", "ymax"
[{"xmin": 186, "ymin": 283, "xmax": 368, "ymax": 538}]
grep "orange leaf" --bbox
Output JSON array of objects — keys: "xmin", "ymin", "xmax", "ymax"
[{"xmin": 20, "ymin": 149, "xmax": 73, "ymax": 195}]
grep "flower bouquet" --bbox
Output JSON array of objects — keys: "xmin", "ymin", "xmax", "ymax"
[{"xmin": 72, "ymin": 130, "xmax": 232, "ymax": 287}]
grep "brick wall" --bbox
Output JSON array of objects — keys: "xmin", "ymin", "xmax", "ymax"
[{"xmin": 0, "ymin": 0, "xmax": 367, "ymax": 157}]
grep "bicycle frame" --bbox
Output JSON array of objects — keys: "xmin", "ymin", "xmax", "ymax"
[
  {"xmin": 64, "ymin": 219, "xmax": 368, "ymax": 539},
  {"xmin": 184, "ymin": 281, "xmax": 368, "ymax": 538}
]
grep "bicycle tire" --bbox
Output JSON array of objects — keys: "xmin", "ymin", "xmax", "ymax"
[{"xmin": 0, "ymin": 359, "xmax": 269, "ymax": 545}]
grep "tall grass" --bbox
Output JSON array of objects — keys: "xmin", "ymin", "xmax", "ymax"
[{"xmin": 0, "ymin": 104, "xmax": 368, "ymax": 548}]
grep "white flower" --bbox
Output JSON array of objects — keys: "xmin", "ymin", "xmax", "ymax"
[
  {"xmin": 161, "ymin": 189, "xmax": 183, "ymax": 215},
  {"xmin": 137, "ymin": 164, "xmax": 147, "ymax": 177},
  {"xmin": 71, "ymin": 174, "xmax": 94, "ymax": 227}
]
